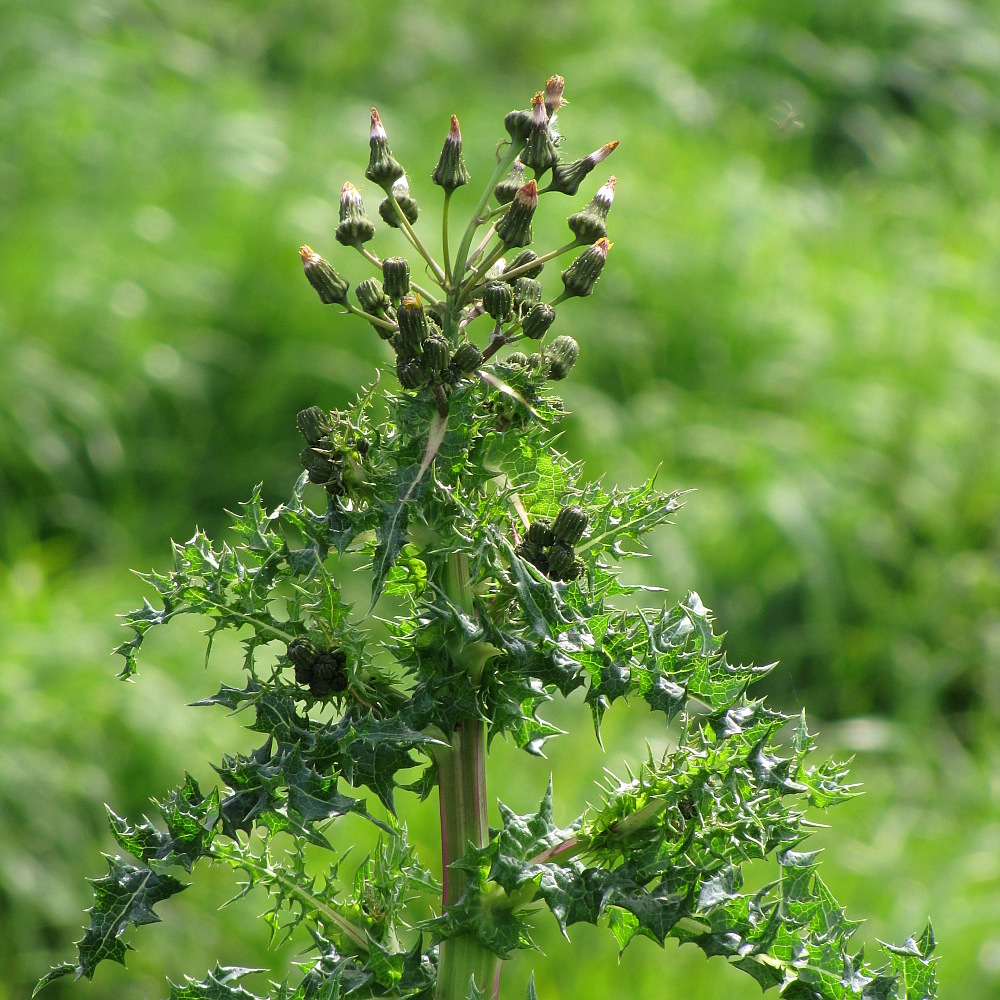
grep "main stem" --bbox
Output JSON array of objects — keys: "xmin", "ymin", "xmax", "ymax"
[{"xmin": 435, "ymin": 552, "xmax": 501, "ymax": 1000}]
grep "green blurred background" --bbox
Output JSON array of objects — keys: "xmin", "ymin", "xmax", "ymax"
[{"xmin": 2, "ymin": 0, "xmax": 999, "ymax": 996}]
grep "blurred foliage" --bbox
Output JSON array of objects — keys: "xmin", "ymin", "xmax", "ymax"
[{"xmin": 2, "ymin": 0, "xmax": 999, "ymax": 997}]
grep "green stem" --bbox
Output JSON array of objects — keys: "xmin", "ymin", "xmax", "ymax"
[
  {"xmin": 344, "ymin": 300, "xmax": 398, "ymax": 333},
  {"xmin": 458, "ymin": 242, "xmax": 506, "ymax": 304},
  {"xmin": 387, "ymin": 193, "xmax": 447, "ymax": 286},
  {"xmin": 442, "ymin": 190, "xmax": 454, "ymax": 285},
  {"xmin": 499, "ymin": 239, "xmax": 581, "ymax": 282},
  {"xmin": 434, "ymin": 552, "xmax": 502, "ymax": 1000}
]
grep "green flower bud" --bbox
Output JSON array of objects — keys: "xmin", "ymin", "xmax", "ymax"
[
  {"xmin": 505, "ymin": 351, "xmax": 528, "ymax": 367},
  {"xmin": 422, "ymin": 335, "xmax": 450, "ymax": 376},
  {"xmin": 300, "ymin": 446, "xmax": 340, "ymax": 488},
  {"xmin": 379, "ymin": 175, "xmax": 419, "ymax": 228},
  {"xmin": 525, "ymin": 519, "xmax": 554, "ymax": 548},
  {"xmin": 521, "ymin": 302, "xmax": 556, "ymax": 340},
  {"xmin": 516, "ymin": 539, "xmax": 549, "ymax": 575},
  {"xmin": 504, "ymin": 248, "xmax": 544, "ymax": 280},
  {"xmin": 287, "ymin": 637, "xmax": 319, "ymax": 670},
  {"xmin": 450, "ymin": 341, "xmax": 483, "ymax": 375},
  {"xmin": 299, "ymin": 245, "xmax": 349, "ymax": 305},
  {"xmin": 356, "ymin": 277, "xmax": 390, "ymax": 316},
  {"xmin": 521, "ymin": 92, "xmax": 559, "ymax": 177},
  {"xmin": 512, "ymin": 277, "xmax": 542, "ymax": 310},
  {"xmin": 504, "ymin": 108, "xmax": 532, "ymax": 143},
  {"xmin": 365, "ymin": 107, "xmax": 405, "ymax": 188},
  {"xmin": 561, "ymin": 237, "xmax": 611, "ymax": 298},
  {"xmin": 494, "ymin": 156, "xmax": 526, "ymax": 205},
  {"xmin": 483, "ymin": 281, "xmax": 514, "ymax": 321},
  {"xmin": 547, "ymin": 541, "xmax": 577, "ymax": 581},
  {"xmin": 296, "ymin": 406, "xmax": 331, "ymax": 446},
  {"xmin": 495, "ymin": 180, "xmax": 537, "ymax": 248},
  {"xmin": 432, "ymin": 114, "xmax": 471, "ymax": 193},
  {"xmin": 335, "ymin": 182, "xmax": 376, "ymax": 247},
  {"xmin": 552, "ymin": 504, "xmax": 588, "ymax": 545},
  {"xmin": 544, "ymin": 335, "xmax": 579, "ymax": 380},
  {"xmin": 527, "ymin": 352, "xmax": 549, "ymax": 374},
  {"xmin": 544, "ymin": 75, "xmax": 566, "ymax": 118},
  {"xmin": 568, "ymin": 176, "xmax": 616, "ymax": 243},
  {"xmin": 546, "ymin": 141, "xmax": 618, "ymax": 196},
  {"xmin": 396, "ymin": 356, "xmax": 426, "ymax": 390},
  {"xmin": 397, "ymin": 295, "xmax": 429, "ymax": 349},
  {"xmin": 382, "ymin": 256, "xmax": 411, "ymax": 299}
]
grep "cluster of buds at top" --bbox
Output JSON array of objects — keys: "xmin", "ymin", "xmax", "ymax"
[
  {"xmin": 286, "ymin": 638, "xmax": 349, "ymax": 700},
  {"xmin": 297, "ymin": 77, "xmax": 619, "ymax": 414},
  {"xmin": 296, "ymin": 405, "xmax": 369, "ymax": 496},
  {"xmin": 516, "ymin": 504, "xmax": 589, "ymax": 582}
]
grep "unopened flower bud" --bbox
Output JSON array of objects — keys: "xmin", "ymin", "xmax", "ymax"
[
  {"xmin": 310, "ymin": 648, "xmax": 348, "ymax": 698},
  {"xmin": 366, "ymin": 108, "xmax": 405, "ymax": 188},
  {"xmin": 379, "ymin": 175, "xmax": 419, "ymax": 228},
  {"xmin": 495, "ymin": 180, "xmax": 538, "ymax": 248},
  {"xmin": 527, "ymin": 352, "xmax": 548, "ymax": 374},
  {"xmin": 505, "ymin": 249, "xmax": 544, "ymax": 280},
  {"xmin": 521, "ymin": 302, "xmax": 556, "ymax": 340},
  {"xmin": 526, "ymin": 519, "xmax": 554, "ymax": 548},
  {"xmin": 521, "ymin": 92, "xmax": 559, "ymax": 177},
  {"xmin": 296, "ymin": 406, "xmax": 331, "ymax": 446},
  {"xmin": 494, "ymin": 156, "xmax": 526, "ymax": 205},
  {"xmin": 300, "ymin": 446, "xmax": 339, "ymax": 486},
  {"xmin": 512, "ymin": 277, "xmax": 542, "ymax": 309},
  {"xmin": 483, "ymin": 281, "xmax": 514, "ymax": 321},
  {"xmin": 544, "ymin": 75, "xmax": 566, "ymax": 117},
  {"xmin": 432, "ymin": 115, "xmax": 471, "ymax": 193},
  {"xmin": 561, "ymin": 237, "xmax": 611, "ymax": 298},
  {"xmin": 544, "ymin": 335, "xmax": 579, "ymax": 380},
  {"xmin": 547, "ymin": 142, "xmax": 618, "ymax": 196},
  {"xmin": 450, "ymin": 341, "xmax": 483, "ymax": 374},
  {"xmin": 397, "ymin": 295, "xmax": 429, "ymax": 348},
  {"xmin": 505, "ymin": 351, "xmax": 528, "ymax": 367},
  {"xmin": 568, "ymin": 176, "xmax": 616, "ymax": 242},
  {"xmin": 356, "ymin": 277, "xmax": 390, "ymax": 316},
  {"xmin": 382, "ymin": 256, "xmax": 410, "ymax": 299},
  {"xmin": 485, "ymin": 258, "xmax": 507, "ymax": 282},
  {"xmin": 547, "ymin": 541, "xmax": 577, "ymax": 581},
  {"xmin": 335, "ymin": 182, "xmax": 375, "ymax": 247},
  {"xmin": 299, "ymin": 245, "xmax": 350, "ymax": 305},
  {"xmin": 396, "ymin": 356, "xmax": 425, "ymax": 390},
  {"xmin": 553, "ymin": 504, "xmax": 588, "ymax": 545},
  {"xmin": 421, "ymin": 334, "xmax": 450, "ymax": 376},
  {"xmin": 504, "ymin": 108, "xmax": 532, "ymax": 143}
]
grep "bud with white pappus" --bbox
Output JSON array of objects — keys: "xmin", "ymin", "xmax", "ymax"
[
  {"xmin": 495, "ymin": 180, "xmax": 538, "ymax": 248},
  {"xmin": 336, "ymin": 182, "xmax": 376, "ymax": 247},
  {"xmin": 547, "ymin": 141, "xmax": 618, "ymax": 196},
  {"xmin": 379, "ymin": 175, "xmax": 419, "ymax": 228},
  {"xmin": 432, "ymin": 115, "xmax": 471, "ymax": 193},
  {"xmin": 365, "ymin": 108, "xmax": 405, "ymax": 188},
  {"xmin": 521, "ymin": 92, "xmax": 559, "ymax": 176},
  {"xmin": 568, "ymin": 176, "xmax": 616, "ymax": 243},
  {"xmin": 494, "ymin": 156, "xmax": 526, "ymax": 205},
  {"xmin": 299, "ymin": 245, "xmax": 350, "ymax": 305}
]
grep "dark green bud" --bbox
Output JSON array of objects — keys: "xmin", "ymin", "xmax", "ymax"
[
  {"xmin": 366, "ymin": 108, "xmax": 405, "ymax": 188},
  {"xmin": 299, "ymin": 245, "xmax": 349, "ymax": 305},
  {"xmin": 527, "ymin": 352, "xmax": 548, "ymax": 374},
  {"xmin": 504, "ymin": 108, "xmax": 532, "ymax": 143},
  {"xmin": 505, "ymin": 351, "xmax": 528, "ymax": 367},
  {"xmin": 504, "ymin": 249, "xmax": 544, "ymax": 280},
  {"xmin": 495, "ymin": 180, "xmax": 537, "ymax": 248},
  {"xmin": 296, "ymin": 406, "xmax": 331, "ymax": 446},
  {"xmin": 561, "ymin": 237, "xmax": 611, "ymax": 298},
  {"xmin": 422, "ymin": 335, "xmax": 451, "ymax": 376},
  {"xmin": 309, "ymin": 648, "xmax": 349, "ymax": 698},
  {"xmin": 544, "ymin": 335, "xmax": 579, "ymax": 380},
  {"xmin": 494, "ymin": 156, "xmax": 526, "ymax": 205},
  {"xmin": 568, "ymin": 176, "xmax": 616, "ymax": 242},
  {"xmin": 525, "ymin": 519, "xmax": 554, "ymax": 548},
  {"xmin": 513, "ymin": 277, "xmax": 542, "ymax": 310},
  {"xmin": 546, "ymin": 141, "xmax": 618, "ymax": 196},
  {"xmin": 382, "ymin": 256, "xmax": 410, "ymax": 299},
  {"xmin": 287, "ymin": 637, "xmax": 319, "ymax": 669},
  {"xmin": 356, "ymin": 277, "xmax": 390, "ymax": 316},
  {"xmin": 553, "ymin": 504, "xmax": 588, "ymax": 545},
  {"xmin": 482, "ymin": 281, "xmax": 514, "ymax": 321},
  {"xmin": 547, "ymin": 541, "xmax": 577, "ymax": 581},
  {"xmin": 432, "ymin": 115, "xmax": 471, "ymax": 192},
  {"xmin": 300, "ymin": 446, "xmax": 340, "ymax": 487},
  {"xmin": 521, "ymin": 302, "xmax": 556, "ymax": 340},
  {"xmin": 396, "ymin": 356, "xmax": 426, "ymax": 390},
  {"xmin": 397, "ymin": 295, "xmax": 429, "ymax": 348},
  {"xmin": 379, "ymin": 175, "xmax": 419, "ymax": 228},
  {"xmin": 335, "ymin": 182, "xmax": 376, "ymax": 247},
  {"xmin": 516, "ymin": 539, "xmax": 549, "ymax": 575},
  {"xmin": 521, "ymin": 92, "xmax": 559, "ymax": 176},
  {"xmin": 450, "ymin": 341, "xmax": 483, "ymax": 375}
]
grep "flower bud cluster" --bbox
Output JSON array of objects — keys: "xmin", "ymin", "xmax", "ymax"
[
  {"xmin": 516, "ymin": 503, "xmax": 589, "ymax": 581},
  {"xmin": 286, "ymin": 638, "xmax": 349, "ymax": 699},
  {"xmin": 296, "ymin": 405, "xmax": 369, "ymax": 496}
]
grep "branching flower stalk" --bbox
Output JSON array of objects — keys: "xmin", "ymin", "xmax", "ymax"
[{"xmin": 39, "ymin": 78, "xmax": 938, "ymax": 1000}]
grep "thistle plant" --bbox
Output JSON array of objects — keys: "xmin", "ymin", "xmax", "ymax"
[{"xmin": 39, "ymin": 79, "xmax": 938, "ymax": 1000}]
